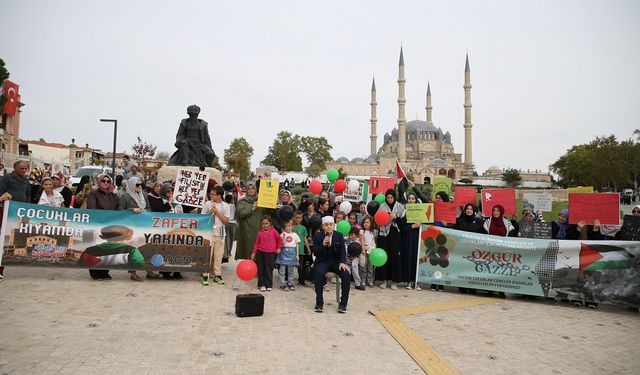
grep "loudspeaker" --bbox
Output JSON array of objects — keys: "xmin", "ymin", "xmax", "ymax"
[{"xmin": 235, "ymin": 293, "xmax": 264, "ymax": 317}]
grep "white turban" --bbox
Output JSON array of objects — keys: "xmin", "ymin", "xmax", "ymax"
[{"xmin": 322, "ymin": 216, "xmax": 335, "ymax": 225}]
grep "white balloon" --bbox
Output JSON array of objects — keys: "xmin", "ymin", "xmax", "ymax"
[
  {"xmin": 347, "ymin": 179, "xmax": 360, "ymax": 192},
  {"xmin": 339, "ymin": 201, "xmax": 352, "ymax": 214}
]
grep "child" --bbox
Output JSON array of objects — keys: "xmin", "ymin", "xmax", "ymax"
[
  {"xmin": 335, "ymin": 211, "xmax": 345, "ymax": 222},
  {"xmin": 292, "ymin": 210, "xmax": 311, "ymax": 286},
  {"xmin": 251, "ymin": 216, "xmax": 282, "ymax": 292},
  {"xmin": 346, "ymin": 226, "xmax": 365, "ymax": 290},
  {"xmin": 347, "ymin": 212, "xmax": 361, "ymax": 232},
  {"xmin": 277, "ymin": 220, "xmax": 301, "ymax": 291},
  {"xmin": 356, "ymin": 201, "xmax": 367, "ymax": 224},
  {"xmin": 359, "ymin": 216, "xmax": 377, "ymax": 287}
]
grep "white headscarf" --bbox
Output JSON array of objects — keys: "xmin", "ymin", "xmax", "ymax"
[{"xmin": 125, "ymin": 177, "xmax": 147, "ymax": 209}]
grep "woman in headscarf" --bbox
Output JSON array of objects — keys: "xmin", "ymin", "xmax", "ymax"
[
  {"xmin": 551, "ymin": 208, "xmax": 583, "ymax": 240},
  {"xmin": 483, "ymin": 204, "xmax": 516, "ymax": 237},
  {"xmin": 272, "ymin": 189, "xmax": 297, "ymax": 233},
  {"xmin": 86, "ymin": 174, "xmax": 120, "ymax": 280},
  {"xmin": 399, "ymin": 192, "xmax": 422, "ymax": 290},
  {"xmin": 36, "ymin": 177, "xmax": 65, "ymax": 207},
  {"xmin": 235, "ymin": 181, "xmax": 270, "ymax": 260},
  {"xmin": 149, "ymin": 182, "xmax": 182, "ymax": 279},
  {"xmin": 53, "ymin": 172, "xmax": 73, "ymax": 207},
  {"xmin": 73, "ymin": 175, "xmax": 91, "ymax": 208},
  {"xmin": 376, "ymin": 189, "xmax": 405, "ymax": 289},
  {"xmin": 453, "ymin": 203, "xmax": 485, "ymax": 294},
  {"xmin": 147, "ymin": 181, "xmax": 163, "ymax": 209}
]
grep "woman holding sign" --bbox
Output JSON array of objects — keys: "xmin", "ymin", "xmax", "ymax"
[
  {"xmin": 400, "ymin": 193, "xmax": 422, "ymax": 290},
  {"xmin": 236, "ymin": 181, "xmax": 269, "ymax": 260},
  {"xmin": 376, "ymin": 189, "xmax": 406, "ymax": 289}
]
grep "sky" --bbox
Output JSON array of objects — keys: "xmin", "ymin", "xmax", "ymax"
[{"xmin": 2, "ymin": 0, "xmax": 639, "ymax": 174}]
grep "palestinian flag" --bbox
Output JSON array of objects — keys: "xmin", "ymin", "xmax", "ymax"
[
  {"xmin": 579, "ymin": 243, "xmax": 634, "ymax": 270},
  {"xmin": 80, "ymin": 242, "xmax": 145, "ymax": 268},
  {"xmin": 396, "ymin": 159, "xmax": 410, "ymax": 204}
]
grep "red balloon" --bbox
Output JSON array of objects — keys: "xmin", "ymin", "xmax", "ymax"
[
  {"xmin": 374, "ymin": 210, "xmax": 390, "ymax": 226},
  {"xmin": 309, "ymin": 180, "xmax": 323, "ymax": 195},
  {"xmin": 236, "ymin": 259, "xmax": 257, "ymax": 281},
  {"xmin": 334, "ymin": 179, "xmax": 346, "ymax": 193}
]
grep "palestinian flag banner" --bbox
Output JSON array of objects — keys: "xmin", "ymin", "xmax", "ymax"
[
  {"xmin": 0, "ymin": 201, "xmax": 213, "ymax": 273},
  {"xmin": 416, "ymin": 225, "xmax": 640, "ymax": 308}
]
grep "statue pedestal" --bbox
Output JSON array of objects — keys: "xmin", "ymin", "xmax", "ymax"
[{"xmin": 156, "ymin": 165, "xmax": 223, "ymax": 184}]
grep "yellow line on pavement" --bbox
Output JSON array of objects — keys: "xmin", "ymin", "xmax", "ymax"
[{"xmin": 371, "ymin": 298, "xmax": 501, "ymax": 374}]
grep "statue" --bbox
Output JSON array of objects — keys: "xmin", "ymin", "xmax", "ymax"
[{"xmin": 168, "ymin": 105, "xmax": 216, "ymax": 167}]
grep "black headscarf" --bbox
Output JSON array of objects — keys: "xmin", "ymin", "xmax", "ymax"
[
  {"xmin": 76, "ymin": 175, "xmax": 90, "ymax": 194},
  {"xmin": 435, "ymin": 191, "xmax": 450, "ymax": 202},
  {"xmin": 385, "ymin": 188, "xmax": 397, "ymax": 211},
  {"xmin": 462, "ymin": 203, "xmax": 477, "ymax": 223}
]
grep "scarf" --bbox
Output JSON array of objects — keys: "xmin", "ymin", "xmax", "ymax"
[
  {"xmin": 148, "ymin": 182, "xmax": 162, "ymax": 199},
  {"xmin": 160, "ymin": 182, "xmax": 173, "ymax": 204},
  {"xmin": 385, "ymin": 188, "xmax": 397, "ymax": 211},
  {"xmin": 239, "ymin": 181, "xmax": 258, "ymax": 204},
  {"xmin": 488, "ymin": 204, "xmax": 507, "ymax": 236},
  {"xmin": 462, "ymin": 203, "xmax": 478, "ymax": 223},
  {"xmin": 97, "ymin": 174, "xmax": 113, "ymax": 193},
  {"xmin": 125, "ymin": 177, "xmax": 147, "ymax": 209},
  {"xmin": 555, "ymin": 208, "xmax": 570, "ymax": 239}
]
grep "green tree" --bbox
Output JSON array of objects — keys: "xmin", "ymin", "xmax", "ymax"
[
  {"xmin": 224, "ymin": 137, "xmax": 254, "ymax": 179},
  {"xmin": 131, "ymin": 136, "xmax": 157, "ymax": 172},
  {"xmin": 261, "ymin": 131, "xmax": 302, "ymax": 171},
  {"xmin": 305, "ymin": 162, "xmax": 324, "ymax": 177},
  {"xmin": 300, "ymin": 136, "xmax": 332, "ymax": 170},
  {"xmin": 502, "ymin": 167, "xmax": 522, "ymax": 188},
  {"xmin": 0, "ymin": 58, "xmax": 9, "ymax": 108}
]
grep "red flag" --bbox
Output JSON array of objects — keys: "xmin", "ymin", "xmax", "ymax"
[
  {"xmin": 3, "ymin": 80, "xmax": 19, "ymax": 116},
  {"xmin": 481, "ymin": 188, "xmax": 516, "ymax": 217},
  {"xmin": 234, "ymin": 181, "xmax": 245, "ymax": 199},
  {"xmin": 579, "ymin": 243, "xmax": 603, "ymax": 270},
  {"xmin": 395, "ymin": 159, "xmax": 406, "ymax": 180}
]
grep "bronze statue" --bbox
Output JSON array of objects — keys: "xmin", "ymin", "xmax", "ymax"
[{"xmin": 168, "ymin": 105, "xmax": 216, "ymax": 167}]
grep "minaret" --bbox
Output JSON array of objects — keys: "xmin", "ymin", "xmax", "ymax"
[
  {"xmin": 463, "ymin": 53, "xmax": 474, "ymax": 176},
  {"xmin": 425, "ymin": 82, "xmax": 433, "ymax": 125},
  {"xmin": 370, "ymin": 77, "xmax": 378, "ymax": 156},
  {"xmin": 397, "ymin": 47, "xmax": 407, "ymax": 162}
]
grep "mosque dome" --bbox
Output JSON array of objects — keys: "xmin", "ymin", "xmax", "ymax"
[
  {"xmin": 364, "ymin": 156, "xmax": 377, "ymax": 163},
  {"xmin": 406, "ymin": 120, "xmax": 438, "ymax": 133},
  {"xmin": 335, "ymin": 157, "xmax": 349, "ymax": 163},
  {"xmin": 351, "ymin": 157, "xmax": 365, "ymax": 163},
  {"xmin": 487, "ymin": 165, "xmax": 501, "ymax": 172}
]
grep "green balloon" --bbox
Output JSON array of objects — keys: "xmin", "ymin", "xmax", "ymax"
[
  {"xmin": 327, "ymin": 168, "xmax": 339, "ymax": 182},
  {"xmin": 375, "ymin": 194, "xmax": 385, "ymax": 204},
  {"xmin": 369, "ymin": 248, "xmax": 388, "ymax": 267},
  {"xmin": 336, "ymin": 220, "xmax": 350, "ymax": 235}
]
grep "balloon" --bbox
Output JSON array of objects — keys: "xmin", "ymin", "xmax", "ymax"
[
  {"xmin": 347, "ymin": 179, "xmax": 360, "ymax": 192},
  {"xmin": 222, "ymin": 180, "xmax": 234, "ymax": 191},
  {"xmin": 327, "ymin": 168, "xmax": 339, "ymax": 182},
  {"xmin": 374, "ymin": 210, "xmax": 390, "ymax": 226},
  {"xmin": 375, "ymin": 194, "xmax": 385, "ymax": 204},
  {"xmin": 308, "ymin": 214, "xmax": 322, "ymax": 230},
  {"xmin": 347, "ymin": 241, "xmax": 362, "ymax": 258},
  {"xmin": 236, "ymin": 259, "xmax": 257, "ymax": 281},
  {"xmin": 309, "ymin": 180, "xmax": 323, "ymax": 195},
  {"xmin": 366, "ymin": 200, "xmax": 380, "ymax": 216},
  {"xmin": 336, "ymin": 220, "xmax": 351, "ymax": 235},
  {"xmin": 278, "ymin": 205, "xmax": 294, "ymax": 222},
  {"xmin": 334, "ymin": 179, "xmax": 346, "ymax": 193},
  {"xmin": 339, "ymin": 201, "xmax": 352, "ymax": 215},
  {"xmin": 369, "ymin": 248, "xmax": 388, "ymax": 267}
]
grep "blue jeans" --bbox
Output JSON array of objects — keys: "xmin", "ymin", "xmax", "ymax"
[{"xmin": 279, "ymin": 264, "xmax": 295, "ymax": 286}]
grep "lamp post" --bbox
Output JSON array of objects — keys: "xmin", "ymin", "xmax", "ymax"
[{"xmin": 99, "ymin": 119, "xmax": 117, "ymax": 181}]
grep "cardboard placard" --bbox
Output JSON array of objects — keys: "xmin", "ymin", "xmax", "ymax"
[
  {"xmin": 568, "ymin": 193, "xmax": 620, "ymax": 225},
  {"xmin": 343, "ymin": 177, "xmax": 369, "ymax": 203},
  {"xmin": 257, "ymin": 180, "xmax": 280, "ymax": 209},
  {"xmin": 174, "ymin": 169, "xmax": 210, "ymax": 208},
  {"xmin": 406, "ymin": 203, "xmax": 434, "ymax": 224},
  {"xmin": 453, "ymin": 187, "xmax": 477, "ymax": 205},
  {"xmin": 481, "ymin": 189, "xmax": 516, "ymax": 217},
  {"xmin": 432, "ymin": 177, "xmax": 452, "ymax": 199},
  {"xmin": 532, "ymin": 222, "xmax": 552, "ymax": 239},
  {"xmin": 434, "ymin": 201, "xmax": 458, "ymax": 223},
  {"xmin": 523, "ymin": 192, "xmax": 553, "ymax": 212},
  {"xmin": 567, "ymin": 186, "xmax": 594, "ymax": 194},
  {"xmin": 368, "ymin": 177, "xmax": 395, "ymax": 195}
]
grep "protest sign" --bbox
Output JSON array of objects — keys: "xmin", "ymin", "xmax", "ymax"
[
  {"xmin": 481, "ymin": 188, "xmax": 516, "ymax": 217},
  {"xmin": 257, "ymin": 179, "xmax": 280, "ymax": 209},
  {"xmin": 0, "ymin": 201, "xmax": 212, "ymax": 272},
  {"xmin": 619, "ymin": 215, "xmax": 640, "ymax": 241},
  {"xmin": 406, "ymin": 203, "xmax": 434, "ymax": 224},
  {"xmin": 174, "ymin": 169, "xmax": 209, "ymax": 208},
  {"xmin": 417, "ymin": 225, "xmax": 640, "ymax": 308},
  {"xmin": 343, "ymin": 177, "xmax": 369, "ymax": 203},
  {"xmin": 453, "ymin": 187, "xmax": 477, "ymax": 205},
  {"xmin": 568, "ymin": 193, "xmax": 619, "ymax": 225},
  {"xmin": 434, "ymin": 201, "xmax": 458, "ymax": 223},
  {"xmin": 523, "ymin": 192, "xmax": 552, "ymax": 212},
  {"xmin": 432, "ymin": 177, "xmax": 452, "ymax": 199},
  {"xmin": 368, "ymin": 177, "xmax": 395, "ymax": 195},
  {"xmin": 533, "ymin": 222, "xmax": 552, "ymax": 239},
  {"xmin": 567, "ymin": 186, "xmax": 594, "ymax": 194}
]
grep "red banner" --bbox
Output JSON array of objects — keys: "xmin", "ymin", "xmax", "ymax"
[
  {"xmin": 568, "ymin": 193, "xmax": 620, "ymax": 225},
  {"xmin": 3, "ymin": 80, "xmax": 19, "ymax": 116},
  {"xmin": 435, "ymin": 201, "xmax": 458, "ymax": 223},
  {"xmin": 367, "ymin": 177, "xmax": 395, "ymax": 195},
  {"xmin": 453, "ymin": 187, "xmax": 477, "ymax": 205},
  {"xmin": 481, "ymin": 188, "xmax": 516, "ymax": 217}
]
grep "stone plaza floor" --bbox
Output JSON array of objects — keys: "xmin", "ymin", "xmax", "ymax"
[{"xmin": 1, "ymin": 261, "xmax": 638, "ymax": 375}]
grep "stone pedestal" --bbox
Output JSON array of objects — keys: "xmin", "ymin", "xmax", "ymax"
[{"xmin": 156, "ymin": 165, "xmax": 222, "ymax": 184}]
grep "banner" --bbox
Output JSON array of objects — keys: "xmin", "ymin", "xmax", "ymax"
[
  {"xmin": 368, "ymin": 177, "xmax": 395, "ymax": 195},
  {"xmin": 343, "ymin": 177, "xmax": 369, "ymax": 203},
  {"xmin": 567, "ymin": 186, "xmax": 594, "ymax": 194},
  {"xmin": 434, "ymin": 201, "xmax": 458, "ymax": 223},
  {"xmin": 406, "ymin": 203, "xmax": 434, "ymax": 224},
  {"xmin": 568, "ymin": 193, "xmax": 620, "ymax": 225},
  {"xmin": 523, "ymin": 192, "xmax": 552, "ymax": 212},
  {"xmin": 257, "ymin": 179, "xmax": 280, "ymax": 209},
  {"xmin": 174, "ymin": 169, "xmax": 209, "ymax": 208},
  {"xmin": 432, "ymin": 177, "xmax": 452, "ymax": 199},
  {"xmin": 0, "ymin": 201, "xmax": 213, "ymax": 272},
  {"xmin": 481, "ymin": 188, "xmax": 516, "ymax": 217},
  {"xmin": 417, "ymin": 225, "xmax": 640, "ymax": 308},
  {"xmin": 453, "ymin": 187, "xmax": 477, "ymax": 205}
]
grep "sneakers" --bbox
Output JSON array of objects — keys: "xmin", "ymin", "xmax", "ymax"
[
  {"xmin": 260, "ymin": 286, "xmax": 266, "ymax": 292},
  {"xmin": 368, "ymin": 282, "xmax": 374, "ymax": 287},
  {"xmin": 355, "ymin": 285, "xmax": 366, "ymax": 291},
  {"xmin": 379, "ymin": 281, "xmax": 387, "ymax": 289},
  {"xmin": 130, "ymin": 273, "xmax": 143, "ymax": 282},
  {"xmin": 266, "ymin": 287, "xmax": 272, "ymax": 291},
  {"xmin": 201, "ymin": 276, "xmax": 209, "ymax": 286},
  {"xmin": 405, "ymin": 284, "xmax": 413, "ymax": 290},
  {"xmin": 213, "ymin": 276, "xmax": 225, "ymax": 285},
  {"xmin": 279, "ymin": 284, "xmax": 287, "ymax": 291},
  {"xmin": 314, "ymin": 304, "xmax": 323, "ymax": 313},
  {"xmin": 338, "ymin": 305, "xmax": 347, "ymax": 314},
  {"xmin": 390, "ymin": 283, "xmax": 398, "ymax": 290},
  {"xmin": 415, "ymin": 285, "xmax": 422, "ymax": 291},
  {"xmin": 288, "ymin": 284, "xmax": 295, "ymax": 291}
]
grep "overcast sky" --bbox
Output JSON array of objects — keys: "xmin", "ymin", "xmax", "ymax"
[{"xmin": 2, "ymin": 0, "xmax": 639, "ymax": 174}]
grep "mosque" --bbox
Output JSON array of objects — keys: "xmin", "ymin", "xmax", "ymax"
[{"xmin": 325, "ymin": 48, "xmax": 475, "ymax": 184}]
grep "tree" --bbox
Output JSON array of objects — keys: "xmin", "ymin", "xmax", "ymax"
[
  {"xmin": 261, "ymin": 131, "xmax": 302, "ymax": 171},
  {"xmin": 305, "ymin": 162, "xmax": 324, "ymax": 177},
  {"xmin": 300, "ymin": 136, "xmax": 332, "ymax": 170},
  {"xmin": 502, "ymin": 168, "xmax": 522, "ymax": 188},
  {"xmin": 224, "ymin": 137, "xmax": 254, "ymax": 179},
  {"xmin": 131, "ymin": 136, "xmax": 157, "ymax": 172},
  {"xmin": 155, "ymin": 150, "xmax": 170, "ymax": 161},
  {"xmin": 0, "ymin": 58, "xmax": 9, "ymax": 109}
]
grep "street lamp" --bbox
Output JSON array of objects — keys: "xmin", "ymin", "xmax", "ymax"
[{"xmin": 99, "ymin": 118, "xmax": 117, "ymax": 181}]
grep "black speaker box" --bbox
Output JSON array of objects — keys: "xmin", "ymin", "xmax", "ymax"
[{"xmin": 235, "ymin": 293, "xmax": 264, "ymax": 317}]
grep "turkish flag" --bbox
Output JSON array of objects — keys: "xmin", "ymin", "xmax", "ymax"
[{"xmin": 3, "ymin": 80, "xmax": 19, "ymax": 116}]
